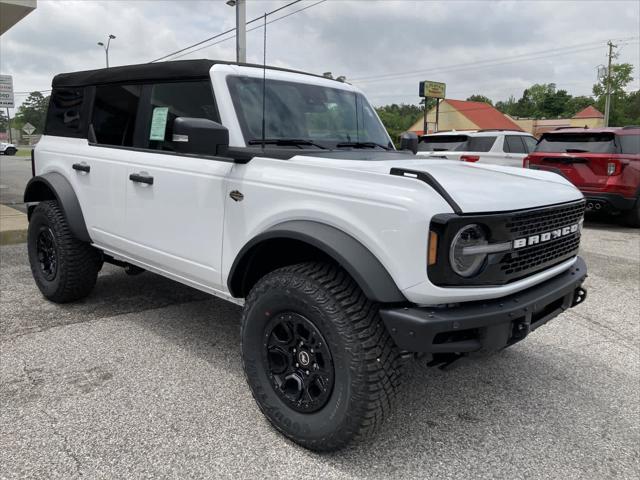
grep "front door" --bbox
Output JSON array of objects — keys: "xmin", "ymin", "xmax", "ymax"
[{"xmin": 122, "ymin": 81, "xmax": 232, "ymax": 291}]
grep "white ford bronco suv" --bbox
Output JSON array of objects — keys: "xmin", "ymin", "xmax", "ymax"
[{"xmin": 25, "ymin": 60, "xmax": 587, "ymax": 451}]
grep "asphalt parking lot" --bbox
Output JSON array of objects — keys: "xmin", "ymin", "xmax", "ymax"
[{"xmin": 0, "ymin": 220, "xmax": 638, "ymax": 479}]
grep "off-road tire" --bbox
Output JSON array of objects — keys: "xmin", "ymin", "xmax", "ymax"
[
  {"xmin": 241, "ymin": 262, "xmax": 403, "ymax": 451},
  {"xmin": 623, "ymin": 198, "xmax": 640, "ymax": 228},
  {"xmin": 27, "ymin": 200, "xmax": 102, "ymax": 303}
]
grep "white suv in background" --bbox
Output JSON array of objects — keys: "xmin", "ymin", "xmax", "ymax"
[{"xmin": 416, "ymin": 130, "xmax": 538, "ymax": 168}]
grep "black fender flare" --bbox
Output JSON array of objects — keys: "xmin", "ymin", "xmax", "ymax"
[
  {"xmin": 23, "ymin": 172, "xmax": 91, "ymax": 242},
  {"xmin": 228, "ymin": 220, "xmax": 406, "ymax": 303}
]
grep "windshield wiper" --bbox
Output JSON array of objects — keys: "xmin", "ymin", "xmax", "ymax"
[
  {"xmin": 565, "ymin": 148, "xmax": 589, "ymax": 153},
  {"xmin": 247, "ymin": 138, "xmax": 327, "ymax": 149},
  {"xmin": 335, "ymin": 141, "xmax": 390, "ymax": 150}
]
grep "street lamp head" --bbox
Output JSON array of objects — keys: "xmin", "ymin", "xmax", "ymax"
[
  {"xmin": 108, "ymin": 34, "xmax": 116, "ymax": 39},
  {"xmin": 97, "ymin": 42, "xmax": 104, "ymax": 46},
  {"xmin": 226, "ymin": 0, "xmax": 236, "ymax": 6}
]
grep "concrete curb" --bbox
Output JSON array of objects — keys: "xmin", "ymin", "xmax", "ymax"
[{"xmin": 0, "ymin": 204, "xmax": 28, "ymax": 245}]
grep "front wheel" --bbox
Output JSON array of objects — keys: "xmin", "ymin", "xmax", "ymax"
[
  {"xmin": 3, "ymin": 147, "xmax": 17, "ymax": 156},
  {"xmin": 241, "ymin": 262, "xmax": 403, "ymax": 451}
]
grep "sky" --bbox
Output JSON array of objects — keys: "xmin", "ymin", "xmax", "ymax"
[{"xmin": 1, "ymin": 0, "xmax": 639, "ymax": 110}]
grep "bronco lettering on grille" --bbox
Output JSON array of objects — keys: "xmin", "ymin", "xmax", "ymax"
[{"xmin": 513, "ymin": 223, "xmax": 580, "ymax": 249}]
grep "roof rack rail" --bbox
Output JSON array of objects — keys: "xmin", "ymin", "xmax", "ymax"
[{"xmin": 475, "ymin": 129, "xmax": 523, "ymax": 133}]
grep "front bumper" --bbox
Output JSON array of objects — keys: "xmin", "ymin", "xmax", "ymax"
[{"xmin": 380, "ymin": 256, "xmax": 587, "ymax": 353}]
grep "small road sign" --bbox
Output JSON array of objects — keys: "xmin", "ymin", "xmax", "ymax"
[
  {"xmin": 0, "ymin": 75, "xmax": 14, "ymax": 108},
  {"xmin": 22, "ymin": 122, "xmax": 36, "ymax": 135}
]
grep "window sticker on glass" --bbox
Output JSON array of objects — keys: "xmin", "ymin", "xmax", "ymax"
[{"xmin": 149, "ymin": 107, "xmax": 169, "ymax": 141}]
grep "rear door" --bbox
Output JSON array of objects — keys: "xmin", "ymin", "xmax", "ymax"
[
  {"xmin": 501, "ymin": 135, "xmax": 530, "ymax": 167},
  {"xmin": 122, "ymin": 80, "xmax": 232, "ymax": 290}
]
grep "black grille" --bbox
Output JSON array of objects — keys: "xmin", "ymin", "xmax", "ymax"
[
  {"xmin": 429, "ymin": 200, "xmax": 585, "ymax": 287},
  {"xmin": 505, "ymin": 201, "xmax": 585, "ymax": 238},
  {"xmin": 500, "ymin": 234, "xmax": 581, "ymax": 276}
]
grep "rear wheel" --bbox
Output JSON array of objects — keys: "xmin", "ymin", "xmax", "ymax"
[
  {"xmin": 241, "ymin": 262, "xmax": 403, "ymax": 451},
  {"xmin": 27, "ymin": 200, "xmax": 102, "ymax": 302},
  {"xmin": 3, "ymin": 147, "xmax": 17, "ymax": 156},
  {"xmin": 623, "ymin": 198, "xmax": 640, "ymax": 228}
]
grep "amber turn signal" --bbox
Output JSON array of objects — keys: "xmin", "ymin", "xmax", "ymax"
[{"xmin": 428, "ymin": 231, "xmax": 438, "ymax": 266}]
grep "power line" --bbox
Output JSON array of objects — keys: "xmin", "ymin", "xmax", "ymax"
[
  {"xmin": 149, "ymin": 0, "xmax": 307, "ymax": 63},
  {"xmin": 169, "ymin": 0, "xmax": 327, "ymax": 61},
  {"xmin": 350, "ymin": 37, "xmax": 640, "ymax": 84}
]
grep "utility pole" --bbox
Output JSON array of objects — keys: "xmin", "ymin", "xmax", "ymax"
[
  {"xmin": 227, "ymin": 0, "xmax": 246, "ymax": 63},
  {"xmin": 604, "ymin": 40, "xmax": 617, "ymax": 127}
]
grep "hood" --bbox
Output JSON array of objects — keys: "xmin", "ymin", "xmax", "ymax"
[{"xmin": 291, "ymin": 154, "xmax": 583, "ymax": 213}]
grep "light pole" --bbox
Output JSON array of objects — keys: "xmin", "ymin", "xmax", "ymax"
[
  {"xmin": 97, "ymin": 34, "xmax": 116, "ymax": 68},
  {"xmin": 226, "ymin": 0, "xmax": 246, "ymax": 63}
]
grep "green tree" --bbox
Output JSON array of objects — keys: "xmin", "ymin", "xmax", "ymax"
[
  {"xmin": 563, "ymin": 95, "xmax": 595, "ymax": 117},
  {"xmin": 466, "ymin": 94, "xmax": 493, "ymax": 105},
  {"xmin": 593, "ymin": 63, "xmax": 634, "ymax": 126},
  {"xmin": 14, "ymin": 91, "xmax": 49, "ymax": 134},
  {"xmin": 620, "ymin": 89, "xmax": 640, "ymax": 125},
  {"xmin": 495, "ymin": 95, "xmax": 518, "ymax": 116},
  {"xmin": 375, "ymin": 103, "xmax": 425, "ymax": 146}
]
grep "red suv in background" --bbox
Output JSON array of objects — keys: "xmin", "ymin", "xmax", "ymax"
[{"xmin": 524, "ymin": 127, "xmax": 640, "ymax": 226}]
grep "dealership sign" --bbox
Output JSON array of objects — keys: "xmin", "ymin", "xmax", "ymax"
[
  {"xmin": 0, "ymin": 75, "xmax": 14, "ymax": 108},
  {"xmin": 419, "ymin": 80, "xmax": 446, "ymax": 99}
]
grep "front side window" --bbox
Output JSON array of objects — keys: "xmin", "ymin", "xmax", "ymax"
[
  {"xmin": 145, "ymin": 81, "xmax": 218, "ymax": 151},
  {"xmin": 91, "ymin": 84, "xmax": 141, "ymax": 146},
  {"xmin": 227, "ymin": 76, "xmax": 391, "ymax": 149}
]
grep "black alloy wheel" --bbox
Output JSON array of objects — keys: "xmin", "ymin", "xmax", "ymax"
[
  {"xmin": 264, "ymin": 311, "xmax": 334, "ymax": 413},
  {"xmin": 36, "ymin": 227, "xmax": 58, "ymax": 281}
]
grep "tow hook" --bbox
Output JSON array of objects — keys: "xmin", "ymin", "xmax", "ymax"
[{"xmin": 572, "ymin": 287, "xmax": 587, "ymax": 307}]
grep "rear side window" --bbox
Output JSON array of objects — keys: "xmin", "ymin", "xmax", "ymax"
[
  {"xmin": 504, "ymin": 135, "xmax": 527, "ymax": 154},
  {"xmin": 522, "ymin": 136, "xmax": 538, "ymax": 152},
  {"xmin": 535, "ymin": 133, "xmax": 616, "ymax": 154},
  {"xmin": 145, "ymin": 81, "xmax": 218, "ymax": 151},
  {"xmin": 91, "ymin": 84, "xmax": 142, "ymax": 146},
  {"xmin": 619, "ymin": 134, "xmax": 640, "ymax": 154},
  {"xmin": 45, "ymin": 88, "xmax": 85, "ymax": 137},
  {"xmin": 418, "ymin": 135, "xmax": 468, "ymax": 152},
  {"xmin": 462, "ymin": 136, "xmax": 496, "ymax": 152}
]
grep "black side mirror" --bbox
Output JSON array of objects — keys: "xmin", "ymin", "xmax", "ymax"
[
  {"xmin": 172, "ymin": 117, "xmax": 229, "ymax": 156},
  {"xmin": 399, "ymin": 132, "xmax": 419, "ymax": 154}
]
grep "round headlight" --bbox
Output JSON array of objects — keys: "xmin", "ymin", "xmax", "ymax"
[{"xmin": 449, "ymin": 224, "xmax": 488, "ymax": 277}]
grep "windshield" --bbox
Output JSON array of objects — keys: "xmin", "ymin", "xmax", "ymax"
[
  {"xmin": 535, "ymin": 133, "xmax": 617, "ymax": 153},
  {"xmin": 227, "ymin": 76, "xmax": 392, "ymax": 149}
]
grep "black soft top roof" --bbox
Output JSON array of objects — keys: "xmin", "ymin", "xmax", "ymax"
[{"xmin": 51, "ymin": 59, "xmax": 332, "ymax": 88}]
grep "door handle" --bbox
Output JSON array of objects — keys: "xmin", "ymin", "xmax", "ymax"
[
  {"xmin": 129, "ymin": 172, "xmax": 154, "ymax": 185},
  {"xmin": 72, "ymin": 163, "xmax": 90, "ymax": 173}
]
